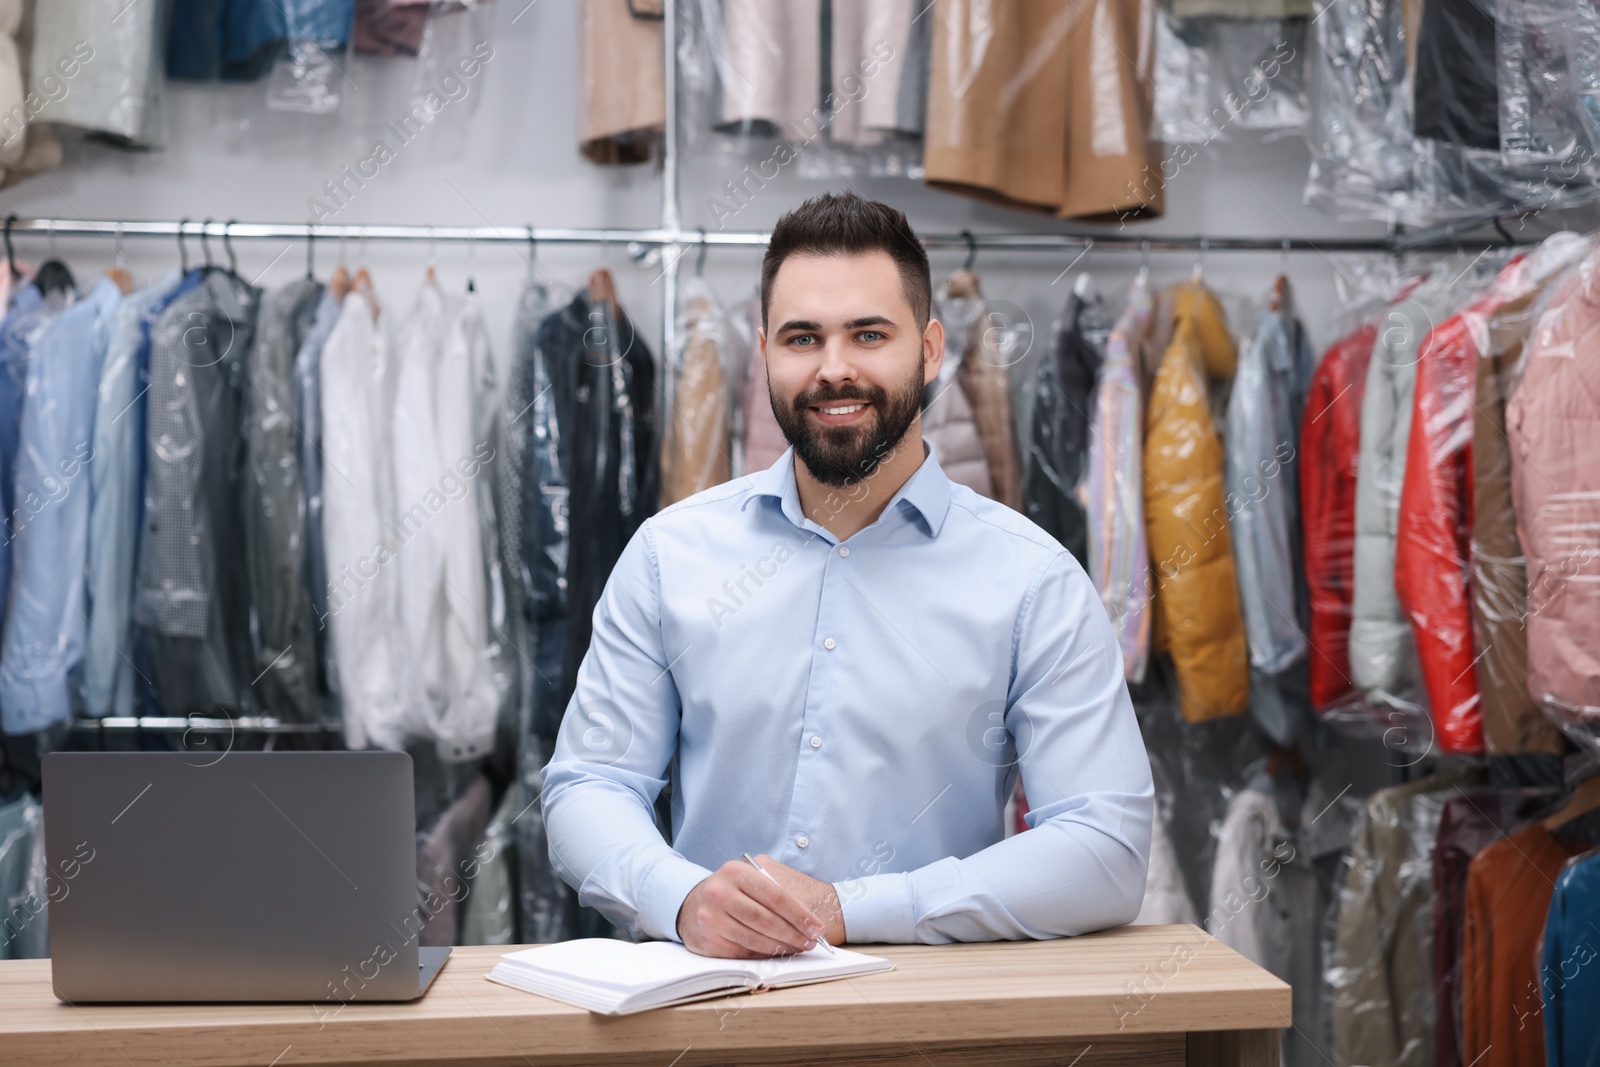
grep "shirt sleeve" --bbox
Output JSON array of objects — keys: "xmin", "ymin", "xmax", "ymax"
[
  {"xmin": 540, "ymin": 521, "xmax": 714, "ymax": 942},
  {"xmin": 834, "ymin": 550, "xmax": 1154, "ymax": 943}
]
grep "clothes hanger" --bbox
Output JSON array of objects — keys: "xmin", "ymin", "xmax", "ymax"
[
  {"xmin": 464, "ymin": 229, "xmax": 476, "ymax": 293},
  {"xmin": 177, "ymin": 217, "xmax": 191, "ymax": 275},
  {"xmin": 2, "ymin": 215, "xmax": 17, "ymax": 284},
  {"xmin": 1137, "ymin": 239, "xmax": 1149, "ymax": 286},
  {"xmin": 305, "ymin": 223, "xmax": 316, "ymax": 281},
  {"xmin": 1189, "ymin": 237, "xmax": 1208, "ymax": 285},
  {"xmin": 33, "ymin": 219, "xmax": 75, "ymax": 297},
  {"xmin": 222, "ymin": 219, "xmax": 241, "ymax": 278},
  {"xmin": 1546, "ymin": 770, "xmax": 1600, "ymax": 832},
  {"xmin": 198, "ymin": 218, "xmax": 216, "ymax": 272},
  {"xmin": 352, "ymin": 228, "xmax": 379, "ymax": 316},
  {"xmin": 106, "ymin": 222, "xmax": 134, "ymax": 295},
  {"xmin": 588, "ymin": 266, "xmax": 617, "ymax": 308},
  {"xmin": 696, "ymin": 228, "xmax": 708, "ymax": 277},
  {"xmin": 1269, "ymin": 239, "xmax": 1290, "ymax": 313},
  {"xmin": 330, "ymin": 230, "xmax": 351, "ymax": 302},
  {"xmin": 961, "ymin": 229, "xmax": 977, "ymax": 273},
  {"xmin": 424, "ymin": 226, "xmax": 437, "ymax": 285}
]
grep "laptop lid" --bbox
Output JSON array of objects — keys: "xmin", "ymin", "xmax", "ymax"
[{"xmin": 44, "ymin": 751, "xmax": 439, "ymax": 1003}]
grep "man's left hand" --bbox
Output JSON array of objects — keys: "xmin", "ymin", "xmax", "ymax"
[{"xmin": 751, "ymin": 854, "xmax": 847, "ymax": 946}]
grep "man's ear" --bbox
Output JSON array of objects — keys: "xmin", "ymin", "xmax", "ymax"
[
  {"xmin": 923, "ymin": 316, "xmax": 945, "ymax": 386},
  {"xmin": 758, "ymin": 325, "xmax": 767, "ymax": 361}
]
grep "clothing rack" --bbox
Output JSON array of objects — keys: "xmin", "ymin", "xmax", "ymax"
[{"xmin": 26, "ymin": 0, "xmax": 1536, "ymax": 738}]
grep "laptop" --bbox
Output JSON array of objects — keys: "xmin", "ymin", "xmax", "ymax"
[{"xmin": 43, "ymin": 751, "xmax": 449, "ymax": 1003}]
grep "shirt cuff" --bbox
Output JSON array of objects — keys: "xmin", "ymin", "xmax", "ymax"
[
  {"xmin": 636, "ymin": 853, "xmax": 716, "ymax": 943},
  {"xmin": 834, "ymin": 871, "xmax": 915, "ymax": 944}
]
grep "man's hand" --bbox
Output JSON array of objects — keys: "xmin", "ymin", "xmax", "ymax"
[{"xmin": 676, "ymin": 854, "xmax": 843, "ymax": 958}]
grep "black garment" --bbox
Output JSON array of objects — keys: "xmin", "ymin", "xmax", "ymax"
[
  {"xmin": 542, "ymin": 290, "xmax": 659, "ymax": 713},
  {"xmin": 1413, "ymin": 0, "xmax": 1500, "ymax": 150},
  {"xmin": 1024, "ymin": 292, "xmax": 1106, "ymax": 567},
  {"xmin": 135, "ymin": 268, "xmax": 260, "ymax": 714},
  {"xmin": 244, "ymin": 278, "xmax": 323, "ymax": 722}
]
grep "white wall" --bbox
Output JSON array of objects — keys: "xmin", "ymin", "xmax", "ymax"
[{"xmin": 0, "ymin": 2, "xmax": 1424, "ymax": 405}]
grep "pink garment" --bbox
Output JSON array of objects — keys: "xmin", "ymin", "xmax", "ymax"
[
  {"xmin": 741, "ymin": 338, "xmax": 789, "ymax": 475},
  {"xmin": 1506, "ymin": 251, "xmax": 1600, "ymax": 720}
]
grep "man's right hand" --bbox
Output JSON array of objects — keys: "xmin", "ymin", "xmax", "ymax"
[{"xmin": 676, "ymin": 860, "xmax": 826, "ymax": 958}]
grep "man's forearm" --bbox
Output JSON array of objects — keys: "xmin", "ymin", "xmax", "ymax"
[
  {"xmin": 832, "ymin": 809, "xmax": 1149, "ymax": 944},
  {"xmin": 542, "ymin": 762, "xmax": 714, "ymax": 941}
]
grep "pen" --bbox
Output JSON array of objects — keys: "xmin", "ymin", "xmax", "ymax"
[{"xmin": 742, "ymin": 852, "xmax": 836, "ymax": 956}]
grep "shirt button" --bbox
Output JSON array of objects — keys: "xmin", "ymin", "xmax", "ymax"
[
  {"xmin": 823, "ymin": 637, "xmax": 836, "ymax": 650},
  {"xmin": 796, "ymin": 834, "xmax": 810, "ymax": 849},
  {"xmin": 838, "ymin": 546, "xmax": 849, "ymax": 557},
  {"xmin": 810, "ymin": 735, "xmax": 822, "ymax": 749}
]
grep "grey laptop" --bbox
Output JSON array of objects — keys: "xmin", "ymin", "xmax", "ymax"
[{"xmin": 43, "ymin": 751, "xmax": 449, "ymax": 1003}]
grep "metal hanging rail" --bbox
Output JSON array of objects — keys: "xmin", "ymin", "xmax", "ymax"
[{"xmin": 1, "ymin": 216, "xmax": 1521, "ymax": 254}]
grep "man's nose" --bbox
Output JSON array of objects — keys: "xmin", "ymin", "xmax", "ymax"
[{"xmin": 815, "ymin": 336, "xmax": 857, "ymax": 382}]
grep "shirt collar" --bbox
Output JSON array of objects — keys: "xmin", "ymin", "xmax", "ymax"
[{"xmin": 741, "ymin": 435, "xmax": 952, "ymax": 538}]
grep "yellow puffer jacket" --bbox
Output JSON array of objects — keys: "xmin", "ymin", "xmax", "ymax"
[{"xmin": 1143, "ymin": 282, "xmax": 1249, "ymax": 721}]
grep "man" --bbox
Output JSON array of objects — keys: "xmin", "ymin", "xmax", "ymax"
[{"xmin": 542, "ymin": 193, "xmax": 1154, "ymax": 958}]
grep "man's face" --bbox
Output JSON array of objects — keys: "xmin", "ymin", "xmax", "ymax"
[{"xmin": 761, "ymin": 251, "xmax": 939, "ymax": 488}]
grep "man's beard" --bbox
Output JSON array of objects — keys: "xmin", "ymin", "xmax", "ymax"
[{"xmin": 770, "ymin": 358, "xmax": 925, "ymax": 489}]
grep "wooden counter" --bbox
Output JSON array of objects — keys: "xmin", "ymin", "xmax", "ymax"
[{"xmin": 0, "ymin": 924, "xmax": 1289, "ymax": 1066}]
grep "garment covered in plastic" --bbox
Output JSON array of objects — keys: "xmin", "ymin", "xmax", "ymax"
[
  {"xmin": 1506, "ymin": 246, "xmax": 1600, "ymax": 727},
  {"xmin": 85, "ymin": 271, "xmax": 185, "ymax": 718},
  {"xmin": 1144, "ymin": 281, "xmax": 1248, "ymax": 722},
  {"xmin": 244, "ymin": 277, "xmax": 323, "ymax": 724},
  {"xmin": 1153, "ymin": 15, "xmax": 1306, "ymax": 144},
  {"xmin": 1082, "ymin": 276, "xmax": 1152, "ymax": 683},
  {"xmin": 135, "ymin": 268, "xmax": 260, "ymax": 717},
  {"xmin": 320, "ymin": 290, "xmax": 417, "ymax": 751},
  {"xmin": 30, "ymin": 0, "xmax": 164, "ymax": 145},
  {"xmin": 1350, "ymin": 292, "xmax": 1428, "ymax": 698},
  {"xmin": 0, "ymin": 280, "xmax": 118, "ymax": 734},
  {"xmin": 925, "ymin": 281, "xmax": 993, "ymax": 499},
  {"xmin": 1300, "ymin": 320, "xmax": 1376, "ymax": 712},
  {"xmin": 937, "ymin": 271, "xmax": 1023, "ymax": 511},
  {"xmin": 659, "ymin": 279, "xmax": 733, "ymax": 507},
  {"xmin": 1497, "ymin": 0, "xmax": 1600, "ymax": 175},
  {"xmin": 0, "ymin": 791, "xmax": 44, "ymax": 959},
  {"xmin": 580, "ymin": 0, "xmax": 663, "ymax": 164},
  {"xmin": 1025, "ymin": 284, "xmax": 1105, "ymax": 568},
  {"xmin": 922, "ymin": 0, "xmax": 1164, "ymax": 220},
  {"xmin": 460, "ymin": 783, "xmax": 518, "ymax": 945},
  {"xmin": 1470, "ymin": 259, "xmax": 1578, "ymax": 757},
  {"xmin": 736, "ymin": 294, "xmax": 787, "ymax": 478},
  {"xmin": 1541, "ymin": 846, "xmax": 1600, "ymax": 1067},
  {"xmin": 1327, "ymin": 765, "xmax": 1483, "ymax": 1067}
]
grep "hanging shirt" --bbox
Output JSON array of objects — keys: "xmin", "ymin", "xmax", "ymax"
[
  {"xmin": 1025, "ymin": 288, "xmax": 1105, "ymax": 567},
  {"xmin": 0, "ymin": 285, "xmax": 70, "ymax": 638},
  {"xmin": 292, "ymin": 287, "xmax": 342, "ymax": 694},
  {"xmin": 244, "ymin": 277, "xmax": 324, "ymax": 723},
  {"xmin": 1082, "ymin": 277, "xmax": 1152, "ymax": 683},
  {"xmin": 134, "ymin": 268, "xmax": 259, "ymax": 716},
  {"xmin": 84, "ymin": 270, "xmax": 186, "ymax": 718},
  {"xmin": 0, "ymin": 279, "xmax": 120, "ymax": 733},
  {"xmin": 1542, "ymin": 847, "xmax": 1600, "ymax": 1067},
  {"xmin": 319, "ymin": 290, "xmax": 419, "ymax": 751},
  {"xmin": 542, "ymin": 439, "xmax": 1155, "ymax": 944}
]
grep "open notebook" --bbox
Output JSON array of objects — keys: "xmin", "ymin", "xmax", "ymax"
[{"xmin": 485, "ymin": 938, "xmax": 895, "ymax": 1015}]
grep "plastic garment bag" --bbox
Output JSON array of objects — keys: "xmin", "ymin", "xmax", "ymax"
[
  {"xmin": 1300, "ymin": 321, "xmax": 1375, "ymax": 713},
  {"xmin": 265, "ymin": 0, "xmax": 355, "ymax": 114},
  {"xmin": 926, "ymin": 277, "xmax": 993, "ymax": 499},
  {"xmin": 30, "ymin": 0, "xmax": 164, "ymax": 146},
  {"xmin": 1327, "ymin": 765, "xmax": 1484, "ymax": 1067},
  {"xmin": 320, "ymin": 291, "xmax": 420, "ymax": 751},
  {"xmin": 0, "ymin": 792, "xmax": 44, "ymax": 959},
  {"xmin": 1025, "ymin": 284, "xmax": 1106, "ymax": 569},
  {"xmin": 1082, "ymin": 277, "xmax": 1153, "ymax": 684},
  {"xmin": 1153, "ymin": 15, "xmax": 1307, "ymax": 144},
  {"xmin": 1497, "ymin": 0, "xmax": 1600, "ymax": 169},
  {"xmin": 659, "ymin": 278, "xmax": 734, "ymax": 508},
  {"xmin": 460, "ymin": 785, "xmax": 518, "ymax": 945},
  {"xmin": 243, "ymin": 278, "xmax": 323, "ymax": 724},
  {"xmin": 1144, "ymin": 282, "xmax": 1249, "ymax": 723},
  {"xmin": 134, "ymin": 268, "xmax": 260, "ymax": 718},
  {"xmin": 928, "ymin": 271, "xmax": 1024, "ymax": 511},
  {"xmin": 1507, "ymin": 247, "xmax": 1600, "ymax": 733}
]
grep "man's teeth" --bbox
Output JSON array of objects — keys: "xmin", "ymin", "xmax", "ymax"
[{"xmin": 821, "ymin": 403, "xmax": 865, "ymax": 415}]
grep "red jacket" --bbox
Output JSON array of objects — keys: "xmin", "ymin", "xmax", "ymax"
[
  {"xmin": 1300, "ymin": 324, "xmax": 1376, "ymax": 710},
  {"xmin": 1394, "ymin": 302, "xmax": 1493, "ymax": 754}
]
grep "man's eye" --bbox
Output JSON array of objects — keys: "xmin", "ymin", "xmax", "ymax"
[
  {"xmin": 789, "ymin": 334, "xmax": 818, "ymax": 346},
  {"xmin": 858, "ymin": 331, "xmax": 885, "ymax": 343}
]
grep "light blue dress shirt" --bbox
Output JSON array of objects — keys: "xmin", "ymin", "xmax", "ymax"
[
  {"xmin": 542, "ymin": 438, "xmax": 1154, "ymax": 945},
  {"xmin": 83, "ymin": 271, "xmax": 185, "ymax": 718},
  {"xmin": 0, "ymin": 279, "xmax": 122, "ymax": 732}
]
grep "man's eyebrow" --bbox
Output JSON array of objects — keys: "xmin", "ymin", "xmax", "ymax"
[
  {"xmin": 775, "ymin": 319, "xmax": 822, "ymax": 333},
  {"xmin": 775, "ymin": 315, "xmax": 899, "ymax": 333},
  {"xmin": 844, "ymin": 316, "xmax": 896, "ymax": 330}
]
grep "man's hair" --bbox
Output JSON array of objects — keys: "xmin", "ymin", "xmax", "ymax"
[{"xmin": 760, "ymin": 192, "xmax": 931, "ymax": 332}]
